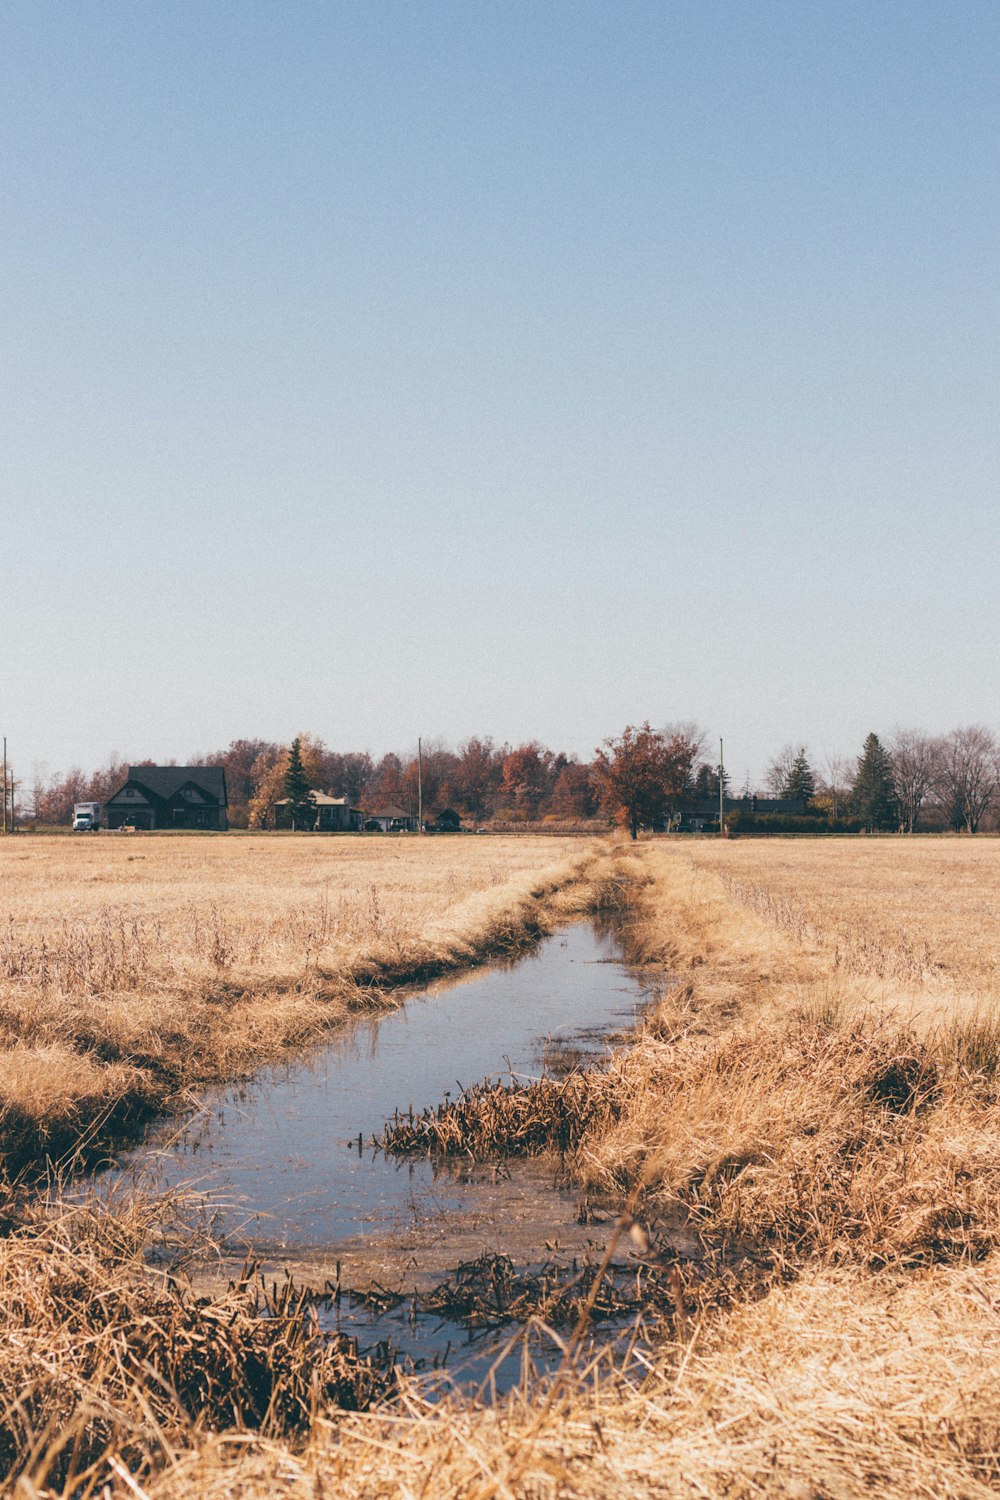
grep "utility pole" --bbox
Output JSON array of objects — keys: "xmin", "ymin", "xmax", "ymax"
[
  {"xmin": 719, "ymin": 737, "xmax": 725, "ymax": 837},
  {"xmin": 417, "ymin": 737, "xmax": 423, "ymax": 833},
  {"xmin": 2, "ymin": 738, "xmax": 6, "ymax": 835}
]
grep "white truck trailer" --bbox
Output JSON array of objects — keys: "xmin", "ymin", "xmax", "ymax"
[{"xmin": 72, "ymin": 802, "xmax": 101, "ymax": 831}]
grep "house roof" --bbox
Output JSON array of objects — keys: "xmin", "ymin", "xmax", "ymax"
[
  {"xmin": 688, "ymin": 796, "xmax": 808, "ymax": 817},
  {"xmin": 122, "ymin": 766, "xmax": 228, "ymax": 806},
  {"xmin": 273, "ymin": 792, "xmax": 356, "ymax": 807},
  {"xmin": 366, "ymin": 804, "xmax": 410, "ymax": 819}
]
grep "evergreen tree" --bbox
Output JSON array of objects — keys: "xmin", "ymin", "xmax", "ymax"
[
  {"xmin": 693, "ymin": 761, "xmax": 732, "ymax": 799},
  {"xmin": 283, "ymin": 737, "xmax": 314, "ymax": 830},
  {"xmin": 783, "ymin": 747, "xmax": 816, "ymax": 802},
  {"xmin": 851, "ymin": 732, "xmax": 898, "ymax": 832}
]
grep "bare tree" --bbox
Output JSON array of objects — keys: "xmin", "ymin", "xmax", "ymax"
[
  {"xmin": 816, "ymin": 753, "xmax": 853, "ymax": 819},
  {"xmin": 662, "ymin": 719, "xmax": 706, "ymax": 760},
  {"xmin": 764, "ymin": 744, "xmax": 798, "ymax": 798},
  {"xmin": 938, "ymin": 725, "xmax": 1000, "ymax": 834},
  {"xmin": 888, "ymin": 728, "xmax": 944, "ymax": 834},
  {"xmin": 29, "ymin": 761, "xmax": 49, "ymax": 824}
]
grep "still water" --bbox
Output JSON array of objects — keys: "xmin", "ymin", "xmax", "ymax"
[{"xmin": 118, "ymin": 921, "xmax": 650, "ymax": 1253}]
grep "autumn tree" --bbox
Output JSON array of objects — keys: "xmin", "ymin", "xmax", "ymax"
[
  {"xmin": 595, "ymin": 723, "xmax": 693, "ymax": 839},
  {"xmin": 549, "ymin": 760, "xmax": 598, "ymax": 820},
  {"xmin": 400, "ymin": 742, "xmax": 460, "ymax": 818},
  {"xmin": 851, "ymin": 733, "xmax": 898, "ymax": 833},
  {"xmin": 452, "ymin": 737, "xmax": 503, "ymax": 821},
  {"xmin": 245, "ymin": 746, "xmax": 283, "ymax": 828},
  {"xmin": 500, "ymin": 743, "xmax": 555, "ymax": 821},
  {"xmin": 321, "ymin": 750, "xmax": 373, "ymax": 807},
  {"xmin": 196, "ymin": 739, "xmax": 279, "ymax": 827},
  {"xmin": 366, "ymin": 753, "xmax": 406, "ymax": 808}
]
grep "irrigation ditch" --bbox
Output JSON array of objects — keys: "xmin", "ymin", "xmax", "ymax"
[
  {"xmin": 78, "ymin": 912, "xmax": 681, "ymax": 1396},
  {"xmin": 0, "ymin": 857, "xmax": 770, "ymax": 1499}
]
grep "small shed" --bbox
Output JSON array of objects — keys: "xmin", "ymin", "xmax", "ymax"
[{"xmin": 434, "ymin": 807, "xmax": 461, "ymax": 832}]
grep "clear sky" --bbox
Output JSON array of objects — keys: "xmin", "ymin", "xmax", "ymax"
[{"xmin": 3, "ymin": 1, "xmax": 998, "ymax": 788}]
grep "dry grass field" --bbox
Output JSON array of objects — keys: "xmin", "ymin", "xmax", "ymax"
[
  {"xmin": 6, "ymin": 833, "xmax": 1000, "ymax": 1497},
  {"xmin": 0, "ymin": 832, "xmax": 598, "ymax": 1169}
]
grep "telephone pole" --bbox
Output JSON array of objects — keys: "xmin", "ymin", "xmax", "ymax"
[
  {"xmin": 417, "ymin": 737, "xmax": 423, "ymax": 833},
  {"xmin": 719, "ymin": 737, "xmax": 725, "ymax": 837}
]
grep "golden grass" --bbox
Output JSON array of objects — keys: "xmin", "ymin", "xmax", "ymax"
[
  {"xmin": 0, "ymin": 834, "xmax": 598, "ymax": 1169},
  {"xmin": 687, "ymin": 836, "xmax": 1000, "ymax": 999},
  {"xmin": 10, "ymin": 834, "xmax": 1000, "ymax": 1497}
]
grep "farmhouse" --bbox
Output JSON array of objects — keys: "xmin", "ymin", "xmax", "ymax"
[
  {"xmin": 105, "ymin": 766, "xmax": 228, "ymax": 831},
  {"xmin": 272, "ymin": 792, "xmax": 362, "ymax": 832}
]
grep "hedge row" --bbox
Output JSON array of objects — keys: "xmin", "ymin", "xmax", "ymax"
[{"xmin": 724, "ymin": 811, "xmax": 865, "ymax": 835}]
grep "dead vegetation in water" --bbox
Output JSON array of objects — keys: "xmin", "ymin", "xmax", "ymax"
[
  {"xmin": 143, "ymin": 1256, "xmax": 1000, "ymax": 1500},
  {"xmin": 0, "ymin": 1191, "xmax": 397, "ymax": 1497},
  {"xmin": 378, "ymin": 1067, "xmax": 630, "ymax": 1160},
  {"xmin": 358, "ymin": 1245, "xmax": 768, "ymax": 1339}
]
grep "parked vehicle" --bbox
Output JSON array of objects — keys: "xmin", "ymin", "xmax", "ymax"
[{"xmin": 72, "ymin": 802, "xmax": 101, "ymax": 831}]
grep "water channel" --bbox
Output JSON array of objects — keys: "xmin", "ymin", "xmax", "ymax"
[{"xmin": 111, "ymin": 921, "xmax": 658, "ymax": 1392}]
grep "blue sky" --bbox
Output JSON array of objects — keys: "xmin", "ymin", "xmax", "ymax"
[{"xmin": 3, "ymin": 2, "xmax": 998, "ymax": 787}]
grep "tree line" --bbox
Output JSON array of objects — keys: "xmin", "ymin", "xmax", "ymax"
[
  {"xmin": 22, "ymin": 722, "xmax": 1000, "ymax": 833},
  {"xmin": 27, "ymin": 735, "xmax": 605, "ymax": 829},
  {"xmin": 761, "ymin": 726, "xmax": 1000, "ymax": 834}
]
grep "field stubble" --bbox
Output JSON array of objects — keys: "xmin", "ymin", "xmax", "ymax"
[{"xmin": 6, "ymin": 835, "xmax": 1000, "ymax": 1496}]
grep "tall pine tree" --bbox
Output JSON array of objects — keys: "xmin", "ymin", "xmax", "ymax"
[
  {"xmin": 851, "ymin": 732, "xmax": 898, "ymax": 832},
  {"xmin": 283, "ymin": 737, "xmax": 314, "ymax": 830},
  {"xmin": 783, "ymin": 747, "xmax": 816, "ymax": 802}
]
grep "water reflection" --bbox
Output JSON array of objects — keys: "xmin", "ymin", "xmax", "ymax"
[{"xmin": 112, "ymin": 922, "xmax": 651, "ymax": 1251}]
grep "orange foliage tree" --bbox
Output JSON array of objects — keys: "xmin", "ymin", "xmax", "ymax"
[{"xmin": 595, "ymin": 723, "xmax": 696, "ymax": 839}]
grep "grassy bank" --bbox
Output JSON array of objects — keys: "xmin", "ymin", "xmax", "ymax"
[
  {"xmin": 0, "ymin": 834, "xmax": 600, "ymax": 1174},
  {"xmin": 7, "ymin": 836, "xmax": 1000, "ymax": 1495}
]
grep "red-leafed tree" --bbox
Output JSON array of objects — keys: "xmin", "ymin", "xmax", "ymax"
[
  {"xmin": 452, "ymin": 736, "xmax": 503, "ymax": 821},
  {"xmin": 549, "ymin": 760, "xmax": 599, "ymax": 820},
  {"xmin": 595, "ymin": 723, "xmax": 696, "ymax": 839},
  {"xmin": 500, "ymin": 742, "xmax": 555, "ymax": 821}
]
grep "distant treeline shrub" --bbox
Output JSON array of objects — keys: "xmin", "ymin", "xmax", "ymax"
[{"xmin": 726, "ymin": 811, "xmax": 865, "ymax": 836}]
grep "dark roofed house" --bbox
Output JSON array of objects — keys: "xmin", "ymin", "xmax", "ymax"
[
  {"xmin": 105, "ymin": 766, "xmax": 228, "ymax": 831},
  {"xmin": 433, "ymin": 807, "xmax": 461, "ymax": 832}
]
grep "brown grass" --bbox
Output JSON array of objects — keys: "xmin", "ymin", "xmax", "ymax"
[
  {"xmin": 9, "ymin": 834, "xmax": 1000, "ymax": 1496},
  {"xmin": 0, "ymin": 833, "xmax": 600, "ymax": 1171},
  {"xmin": 378, "ymin": 1068, "xmax": 630, "ymax": 1159}
]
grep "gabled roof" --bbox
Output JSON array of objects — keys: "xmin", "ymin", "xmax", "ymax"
[
  {"xmin": 274, "ymin": 792, "xmax": 357, "ymax": 807},
  {"xmin": 366, "ymin": 804, "xmax": 410, "ymax": 819},
  {"xmin": 122, "ymin": 766, "xmax": 228, "ymax": 806}
]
